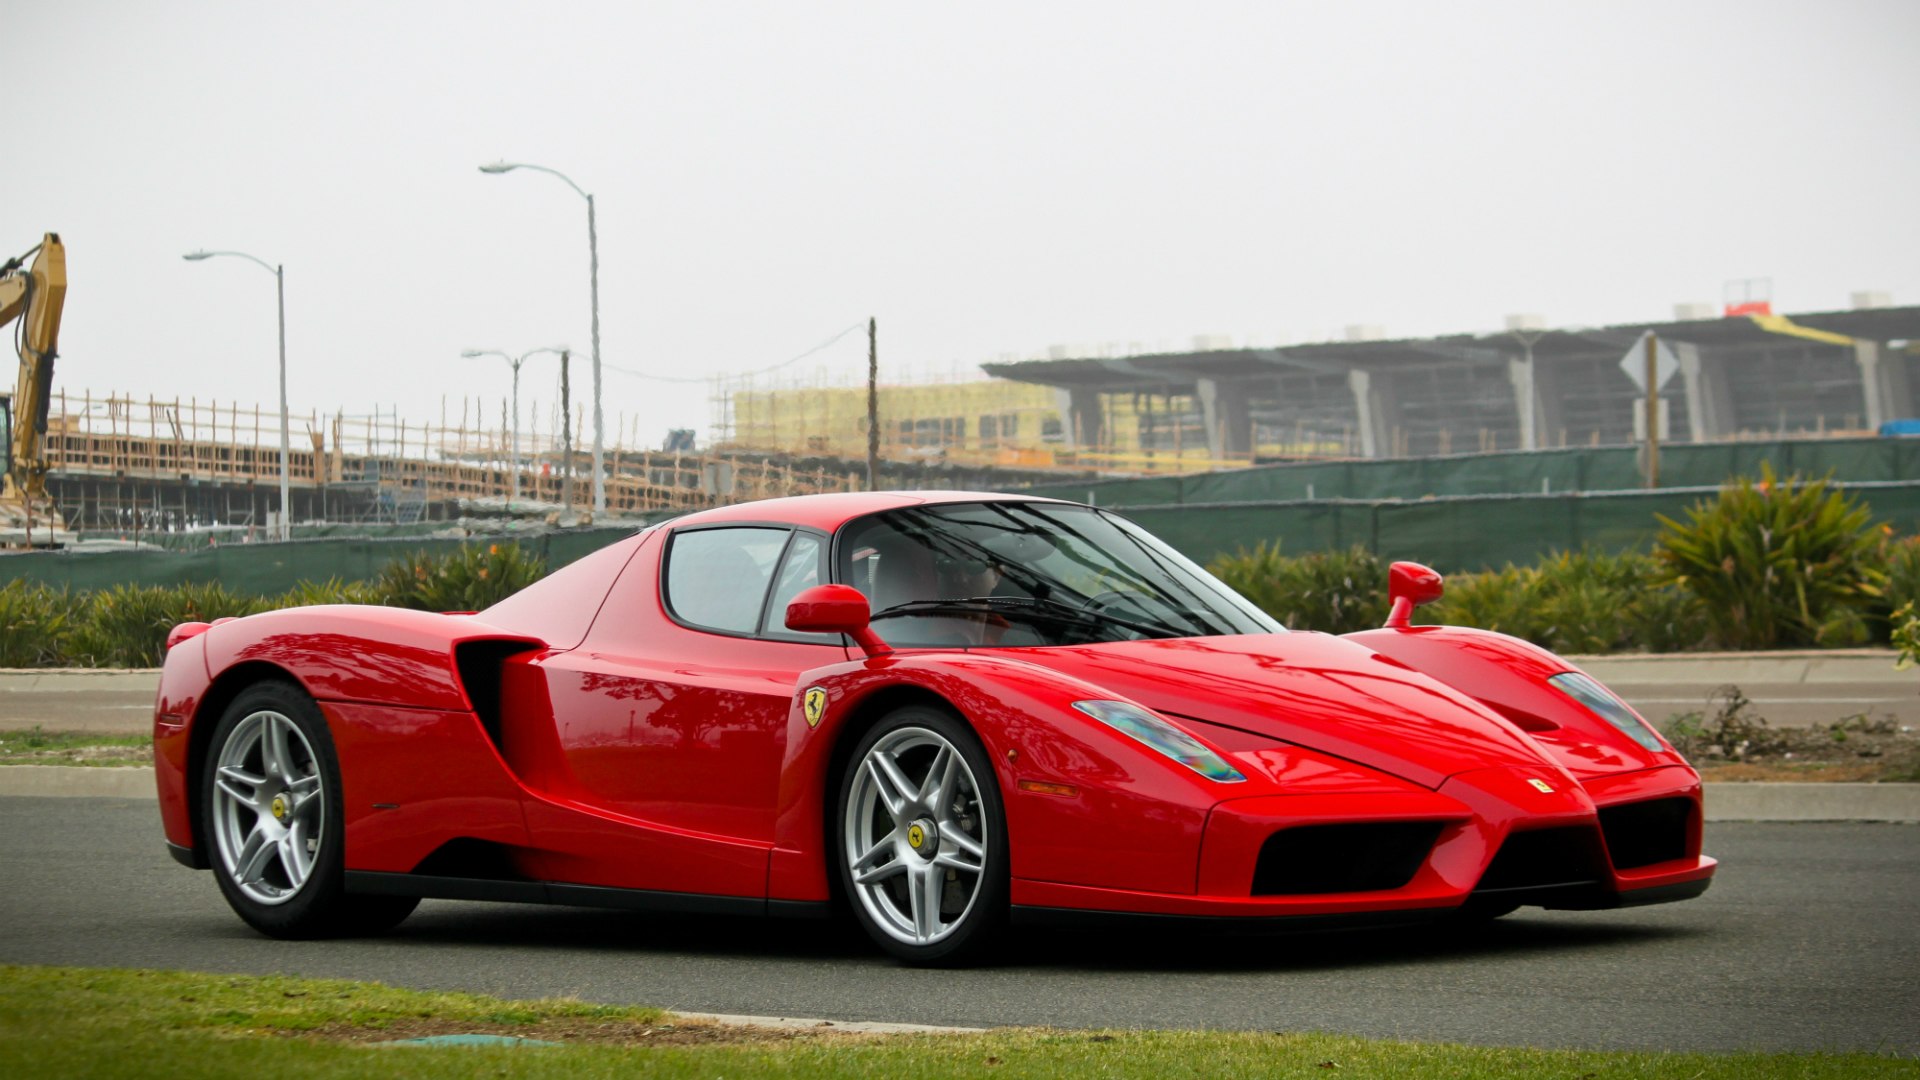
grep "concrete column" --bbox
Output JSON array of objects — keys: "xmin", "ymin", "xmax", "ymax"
[
  {"xmin": 1856, "ymin": 340, "xmax": 1914, "ymax": 429},
  {"xmin": 1506, "ymin": 356, "xmax": 1539, "ymax": 451},
  {"xmin": 1676, "ymin": 342, "xmax": 1733, "ymax": 441},
  {"xmin": 1050, "ymin": 388, "xmax": 1077, "ymax": 450},
  {"xmin": 1196, "ymin": 378, "xmax": 1253, "ymax": 458},
  {"xmin": 1064, "ymin": 388, "xmax": 1106, "ymax": 451},
  {"xmin": 1349, "ymin": 369, "xmax": 1385, "ymax": 459}
]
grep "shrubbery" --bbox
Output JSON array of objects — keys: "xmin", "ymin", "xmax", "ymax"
[
  {"xmin": 1210, "ymin": 469, "xmax": 1915, "ymax": 655},
  {"xmin": 0, "ymin": 543, "xmax": 546, "ymax": 668}
]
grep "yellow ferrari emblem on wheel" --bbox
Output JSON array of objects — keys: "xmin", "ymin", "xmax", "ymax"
[
  {"xmin": 270, "ymin": 795, "xmax": 288, "ymax": 821},
  {"xmin": 907, "ymin": 823, "xmax": 925, "ymax": 850},
  {"xmin": 803, "ymin": 687, "xmax": 827, "ymax": 728}
]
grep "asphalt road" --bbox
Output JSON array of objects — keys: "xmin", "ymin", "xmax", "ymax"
[{"xmin": 0, "ymin": 796, "xmax": 1914, "ymax": 1054}]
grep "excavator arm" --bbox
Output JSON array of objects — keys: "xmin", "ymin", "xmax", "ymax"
[{"xmin": 0, "ymin": 233, "xmax": 67, "ymax": 504}]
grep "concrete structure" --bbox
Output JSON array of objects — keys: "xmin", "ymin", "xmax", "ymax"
[{"xmin": 984, "ymin": 306, "xmax": 1920, "ymax": 460}]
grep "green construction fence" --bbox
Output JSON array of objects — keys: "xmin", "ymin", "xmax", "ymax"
[
  {"xmin": 1027, "ymin": 436, "xmax": 1920, "ymax": 507},
  {"xmin": 5, "ymin": 475, "xmax": 1918, "ymax": 593}
]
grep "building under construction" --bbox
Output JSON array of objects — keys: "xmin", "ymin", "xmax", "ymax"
[
  {"xmin": 35, "ymin": 389, "xmax": 874, "ymax": 538},
  {"xmin": 716, "ymin": 302, "xmax": 1920, "ymax": 472}
]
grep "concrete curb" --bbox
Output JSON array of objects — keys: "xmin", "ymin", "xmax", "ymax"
[
  {"xmin": 1568, "ymin": 650, "xmax": 1904, "ymax": 687},
  {"xmin": 3, "ymin": 765, "xmax": 1916, "ymax": 822},
  {"xmin": 0, "ymin": 669, "xmax": 160, "ymax": 692},
  {"xmin": 674, "ymin": 1011, "xmax": 984, "ymax": 1035}
]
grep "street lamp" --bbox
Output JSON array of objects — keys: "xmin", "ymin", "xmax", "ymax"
[
  {"xmin": 479, "ymin": 160, "xmax": 606, "ymax": 516},
  {"xmin": 183, "ymin": 249, "xmax": 291, "ymax": 541},
  {"xmin": 461, "ymin": 346, "xmax": 566, "ymax": 503}
]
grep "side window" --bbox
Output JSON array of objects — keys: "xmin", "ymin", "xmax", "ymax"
[
  {"xmin": 664, "ymin": 527, "xmax": 789, "ymax": 634},
  {"xmin": 761, "ymin": 533, "xmax": 834, "ymax": 640}
]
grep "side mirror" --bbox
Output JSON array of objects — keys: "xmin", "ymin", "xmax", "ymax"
[
  {"xmin": 786, "ymin": 584, "xmax": 892, "ymax": 658},
  {"xmin": 1384, "ymin": 561, "xmax": 1444, "ymax": 629}
]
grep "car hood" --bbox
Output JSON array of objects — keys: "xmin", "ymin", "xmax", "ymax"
[{"xmin": 1000, "ymin": 632, "xmax": 1559, "ymax": 790}]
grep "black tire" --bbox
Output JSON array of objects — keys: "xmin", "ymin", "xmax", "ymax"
[
  {"xmin": 200, "ymin": 680, "xmax": 418, "ymax": 939},
  {"xmin": 835, "ymin": 705, "xmax": 1008, "ymax": 966}
]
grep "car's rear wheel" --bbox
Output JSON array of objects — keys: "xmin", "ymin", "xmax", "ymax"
[
  {"xmin": 202, "ymin": 681, "xmax": 417, "ymax": 938},
  {"xmin": 836, "ymin": 706, "xmax": 1007, "ymax": 965}
]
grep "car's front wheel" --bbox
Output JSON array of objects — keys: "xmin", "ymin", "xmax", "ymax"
[
  {"xmin": 836, "ymin": 706, "xmax": 1007, "ymax": 965},
  {"xmin": 201, "ymin": 680, "xmax": 417, "ymax": 938}
]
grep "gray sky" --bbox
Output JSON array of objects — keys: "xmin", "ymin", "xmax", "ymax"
[{"xmin": 7, "ymin": 0, "xmax": 1917, "ymax": 448}]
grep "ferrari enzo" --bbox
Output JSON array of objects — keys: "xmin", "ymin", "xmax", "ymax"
[{"xmin": 153, "ymin": 491, "xmax": 1714, "ymax": 964}]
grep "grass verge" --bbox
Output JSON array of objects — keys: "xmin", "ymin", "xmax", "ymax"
[
  {"xmin": 0, "ymin": 727, "xmax": 151, "ymax": 767},
  {"xmin": 1, "ymin": 966, "xmax": 1910, "ymax": 1078}
]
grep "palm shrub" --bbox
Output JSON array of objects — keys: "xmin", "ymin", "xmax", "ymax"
[
  {"xmin": 375, "ymin": 543, "xmax": 547, "ymax": 612},
  {"xmin": 0, "ymin": 579, "xmax": 76, "ymax": 667},
  {"xmin": 1872, "ymin": 534, "xmax": 1920, "ymax": 641},
  {"xmin": 1207, "ymin": 542, "xmax": 1386, "ymax": 633},
  {"xmin": 69, "ymin": 582, "xmax": 271, "ymax": 668},
  {"xmin": 1654, "ymin": 466, "xmax": 1883, "ymax": 649},
  {"xmin": 277, "ymin": 577, "xmax": 384, "ymax": 608}
]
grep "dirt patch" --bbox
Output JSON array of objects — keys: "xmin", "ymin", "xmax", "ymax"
[
  {"xmin": 288, "ymin": 1015, "xmax": 895, "ymax": 1047},
  {"xmin": 1666, "ymin": 686, "xmax": 1920, "ymax": 782}
]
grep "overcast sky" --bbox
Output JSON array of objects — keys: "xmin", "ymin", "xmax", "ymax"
[{"xmin": 7, "ymin": 0, "xmax": 1917, "ymax": 448}]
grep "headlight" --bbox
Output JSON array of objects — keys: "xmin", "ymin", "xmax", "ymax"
[
  {"xmin": 1549, "ymin": 672, "xmax": 1666, "ymax": 752},
  {"xmin": 1071, "ymin": 700, "xmax": 1246, "ymax": 783}
]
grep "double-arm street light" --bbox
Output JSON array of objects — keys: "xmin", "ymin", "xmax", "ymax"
[
  {"xmin": 461, "ymin": 346, "xmax": 566, "ymax": 503},
  {"xmin": 479, "ymin": 160, "xmax": 606, "ymax": 516},
  {"xmin": 182, "ymin": 249, "xmax": 291, "ymax": 542}
]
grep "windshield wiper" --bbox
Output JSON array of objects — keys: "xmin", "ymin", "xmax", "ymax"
[{"xmin": 869, "ymin": 596, "xmax": 1182, "ymax": 639}]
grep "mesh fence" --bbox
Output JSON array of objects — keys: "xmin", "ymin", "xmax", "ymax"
[
  {"xmin": 1122, "ymin": 481, "xmax": 1920, "ymax": 572},
  {"xmin": 0, "ymin": 525, "xmax": 651, "ymax": 596},
  {"xmin": 1029, "ymin": 437, "xmax": 1920, "ymax": 507}
]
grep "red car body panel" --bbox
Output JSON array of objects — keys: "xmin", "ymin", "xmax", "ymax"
[{"xmin": 155, "ymin": 490, "xmax": 1715, "ymax": 932}]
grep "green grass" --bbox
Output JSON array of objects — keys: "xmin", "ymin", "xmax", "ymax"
[
  {"xmin": 0, "ymin": 727, "xmax": 151, "ymax": 767},
  {"xmin": 1, "ymin": 966, "xmax": 1910, "ymax": 1079}
]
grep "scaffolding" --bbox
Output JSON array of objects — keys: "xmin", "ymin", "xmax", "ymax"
[{"xmin": 39, "ymin": 389, "xmax": 865, "ymax": 534}]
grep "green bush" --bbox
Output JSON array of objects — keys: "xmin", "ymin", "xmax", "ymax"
[
  {"xmin": 0, "ymin": 579, "xmax": 76, "ymax": 667},
  {"xmin": 1655, "ymin": 466, "xmax": 1883, "ymax": 649},
  {"xmin": 68, "ymin": 583, "xmax": 271, "ymax": 668},
  {"xmin": 275, "ymin": 577, "xmax": 384, "ymax": 608},
  {"xmin": 1208, "ymin": 542, "xmax": 1386, "ymax": 634},
  {"xmin": 374, "ymin": 543, "xmax": 548, "ymax": 613}
]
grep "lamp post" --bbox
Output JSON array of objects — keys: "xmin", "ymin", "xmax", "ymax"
[
  {"xmin": 183, "ymin": 249, "xmax": 291, "ymax": 541},
  {"xmin": 479, "ymin": 160, "xmax": 605, "ymax": 516},
  {"xmin": 461, "ymin": 346, "xmax": 565, "ymax": 503}
]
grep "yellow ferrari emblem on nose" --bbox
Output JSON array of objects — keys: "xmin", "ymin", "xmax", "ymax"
[
  {"xmin": 270, "ymin": 795, "xmax": 288, "ymax": 820},
  {"xmin": 803, "ymin": 687, "xmax": 827, "ymax": 728},
  {"xmin": 1527, "ymin": 778, "xmax": 1555, "ymax": 794},
  {"xmin": 907, "ymin": 823, "xmax": 925, "ymax": 850}
]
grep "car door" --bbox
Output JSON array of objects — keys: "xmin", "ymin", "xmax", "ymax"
[{"xmin": 517, "ymin": 523, "xmax": 848, "ymax": 896}]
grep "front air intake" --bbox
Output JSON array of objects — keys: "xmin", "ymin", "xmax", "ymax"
[
  {"xmin": 1477, "ymin": 826, "xmax": 1608, "ymax": 892},
  {"xmin": 1598, "ymin": 797, "xmax": 1692, "ymax": 870},
  {"xmin": 1252, "ymin": 822, "xmax": 1442, "ymax": 895}
]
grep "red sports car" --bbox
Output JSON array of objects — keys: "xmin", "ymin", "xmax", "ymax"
[{"xmin": 153, "ymin": 491, "xmax": 1714, "ymax": 964}]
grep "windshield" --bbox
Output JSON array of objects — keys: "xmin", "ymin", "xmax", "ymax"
[{"xmin": 834, "ymin": 502, "xmax": 1282, "ymax": 648}]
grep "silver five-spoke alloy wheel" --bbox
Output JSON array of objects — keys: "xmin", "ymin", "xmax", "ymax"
[
  {"xmin": 211, "ymin": 708, "xmax": 324, "ymax": 905},
  {"xmin": 843, "ymin": 725, "xmax": 990, "ymax": 948}
]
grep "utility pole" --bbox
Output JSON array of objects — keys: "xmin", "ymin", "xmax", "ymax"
[
  {"xmin": 1644, "ymin": 332, "xmax": 1660, "ymax": 489},
  {"xmin": 866, "ymin": 317, "xmax": 879, "ymax": 491},
  {"xmin": 559, "ymin": 350, "xmax": 574, "ymax": 515}
]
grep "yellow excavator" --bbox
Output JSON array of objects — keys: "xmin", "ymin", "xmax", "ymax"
[{"xmin": 0, "ymin": 233, "xmax": 70, "ymax": 546}]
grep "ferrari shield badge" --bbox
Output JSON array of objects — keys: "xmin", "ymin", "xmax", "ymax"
[
  {"xmin": 1527, "ymin": 778, "xmax": 1555, "ymax": 794},
  {"xmin": 803, "ymin": 687, "xmax": 828, "ymax": 728}
]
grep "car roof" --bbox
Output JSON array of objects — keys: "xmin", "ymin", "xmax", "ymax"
[{"xmin": 665, "ymin": 490, "xmax": 1065, "ymax": 532}]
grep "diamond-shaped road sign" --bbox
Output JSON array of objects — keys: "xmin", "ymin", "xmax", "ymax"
[{"xmin": 1620, "ymin": 331, "xmax": 1680, "ymax": 392}]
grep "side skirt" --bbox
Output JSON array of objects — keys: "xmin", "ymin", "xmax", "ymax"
[{"xmin": 343, "ymin": 871, "xmax": 831, "ymax": 919}]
